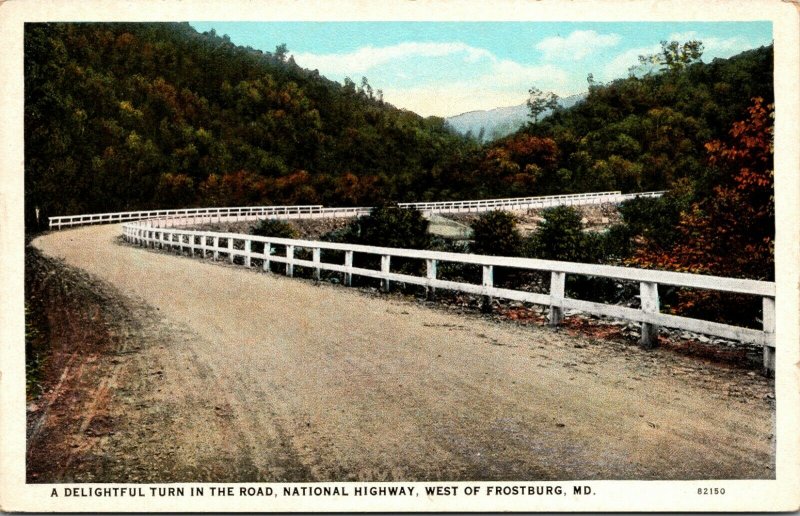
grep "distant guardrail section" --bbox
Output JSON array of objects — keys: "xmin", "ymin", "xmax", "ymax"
[
  {"xmin": 48, "ymin": 205, "xmax": 325, "ymax": 230},
  {"xmin": 49, "ymin": 190, "xmax": 666, "ymax": 229},
  {"xmin": 399, "ymin": 191, "xmax": 666, "ymax": 213}
]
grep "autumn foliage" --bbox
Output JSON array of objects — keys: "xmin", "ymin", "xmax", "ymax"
[
  {"xmin": 476, "ymin": 134, "xmax": 559, "ymax": 195},
  {"xmin": 633, "ymin": 98, "xmax": 773, "ymax": 280},
  {"xmin": 630, "ymin": 98, "xmax": 774, "ymax": 323}
]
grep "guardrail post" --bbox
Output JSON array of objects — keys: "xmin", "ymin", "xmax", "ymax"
[
  {"xmin": 549, "ymin": 271, "xmax": 565, "ymax": 326},
  {"xmin": 244, "ymin": 239, "xmax": 252, "ymax": 267},
  {"xmin": 482, "ymin": 265, "xmax": 493, "ymax": 313},
  {"xmin": 286, "ymin": 245, "xmax": 295, "ymax": 277},
  {"xmin": 263, "ymin": 243, "xmax": 271, "ymax": 272},
  {"xmin": 426, "ymin": 259, "xmax": 437, "ymax": 300},
  {"xmin": 313, "ymin": 248, "xmax": 321, "ymax": 280},
  {"xmin": 381, "ymin": 255, "xmax": 391, "ymax": 292},
  {"xmin": 228, "ymin": 237, "xmax": 234, "ymax": 264},
  {"xmin": 639, "ymin": 281, "xmax": 660, "ymax": 349},
  {"xmin": 344, "ymin": 251, "xmax": 353, "ymax": 286},
  {"xmin": 762, "ymin": 297, "xmax": 775, "ymax": 377}
]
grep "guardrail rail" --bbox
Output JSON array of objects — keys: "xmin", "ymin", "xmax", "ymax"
[
  {"xmin": 49, "ymin": 191, "xmax": 666, "ymax": 229},
  {"xmin": 122, "ymin": 217, "xmax": 776, "ymax": 375},
  {"xmin": 399, "ymin": 191, "xmax": 666, "ymax": 213},
  {"xmin": 48, "ymin": 205, "xmax": 325, "ymax": 230}
]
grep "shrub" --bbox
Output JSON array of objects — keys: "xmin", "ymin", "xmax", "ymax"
[
  {"xmin": 617, "ymin": 193, "xmax": 688, "ymax": 251},
  {"xmin": 249, "ymin": 219, "xmax": 298, "ymax": 269},
  {"xmin": 341, "ymin": 203, "xmax": 431, "ymax": 250},
  {"xmin": 525, "ymin": 206, "xmax": 586, "ymax": 262},
  {"xmin": 249, "ymin": 219, "xmax": 299, "ymax": 239},
  {"xmin": 322, "ymin": 203, "xmax": 431, "ymax": 284},
  {"xmin": 601, "ymin": 223, "xmax": 634, "ymax": 262},
  {"xmin": 470, "ymin": 211, "xmax": 522, "ymax": 256},
  {"xmin": 525, "ymin": 206, "xmax": 630, "ymax": 302}
]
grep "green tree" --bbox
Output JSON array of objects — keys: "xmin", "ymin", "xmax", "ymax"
[
  {"xmin": 274, "ymin": 43, "xmax": 289, "ymax": 63},
  {"xmin": 639, "ymin": 40, "xmax": 704, "ymax": 73},
  {"xmin": 346, "ymin": 203, "xmax": 431, "ymax": 250},
  {"xmin": 250, "ymin": 218, "xmax": 298, "ymax": 239},
  {"xmin": 470, "ymin": 211, "xmax": 522, "ymax": 257},
  {"xmin": 527, "ymin": 86, "xmax": 560, "ymax": 122},
  {"xmin": 525, "ymin": 206, "xmax": 587, "ymax": 262}
]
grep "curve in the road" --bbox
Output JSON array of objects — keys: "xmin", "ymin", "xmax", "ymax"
[{"xmin": 32, "ymin": 223, "xmax": 775, "ymax": 481}]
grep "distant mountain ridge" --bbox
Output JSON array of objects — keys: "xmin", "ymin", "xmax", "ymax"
[{"xmin": 445, "ymin": 92, "xmax": 587, "ymax": 142}]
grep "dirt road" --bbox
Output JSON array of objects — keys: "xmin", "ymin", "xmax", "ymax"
[{"xmin": 31, "ymin": 223, "xmax": 775, "ymax": 481}]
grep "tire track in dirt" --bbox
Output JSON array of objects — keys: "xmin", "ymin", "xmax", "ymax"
[{"xmin": 31, "ymin": 223, "xmax": 775, "ymax": 481}]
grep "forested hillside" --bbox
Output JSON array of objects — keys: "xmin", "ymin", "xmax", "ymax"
[
  {"xmin": 24, "ymin": 22, "xmax": 475, "ymax": 226},
  {"xmin": 25, "ymin": 23, "xmax": 772, "ymax": 232},
  {"xmin": 430, "ymin": 44, "xmax": 773, "ymax": 201}
]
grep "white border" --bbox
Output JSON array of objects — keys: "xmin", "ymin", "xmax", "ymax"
[{"xmin": 1, "ymin": 0, "xmax": 798, "ymax": 512}]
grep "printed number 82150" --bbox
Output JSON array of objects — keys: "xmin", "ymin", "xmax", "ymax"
[{"xmin": 698, "ymin": 488, "xmax": 726, "ymax": 495}]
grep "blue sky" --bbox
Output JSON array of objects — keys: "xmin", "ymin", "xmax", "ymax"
[{"xmin": 190, "ymin": 22, "xmax": 772, "ymax": 118}]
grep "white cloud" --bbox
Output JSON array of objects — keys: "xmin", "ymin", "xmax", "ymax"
[
  {"xmin": 601, "ymin": 43, "xmax": 662, "ymax": 82},
  {"xmin": 382, "ymin": 63, "xmax": 569, "ymax": 117},
  {"xmin": 291, "ymin": 42, "xmax": 493, "ymax": 77},
  {"xmin": 291, "ymin": 41, "xmax": 570, "ymax": 117},
  {"xmin": 490, "ymin": 60, "xmax": 568, "ymax": 88},
  {"xmin": 536, "ymin": 30, "xmax": 621, "ymax": 61}
]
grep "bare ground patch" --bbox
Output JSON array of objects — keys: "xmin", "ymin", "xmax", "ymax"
[{"xmin": 25, "ymin": 248, "xmax": 308, "ymax": 482}]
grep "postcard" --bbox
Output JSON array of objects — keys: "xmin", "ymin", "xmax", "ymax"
[{"xmin": 1, "ymin": 0, "xmax": 798, "ymax": 512}]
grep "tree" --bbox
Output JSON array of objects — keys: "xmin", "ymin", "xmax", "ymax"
[
  {"xmin": 639, "ymin": 40, "xmax": 704, "ymax": 73},
  {"xmin": 346, "ymin": 203, "xmax": 431, "ymax": 250},
  {"xmin": 274, "ymin": 43, "xmax": 289, "ymax": 63},
  {"xmin": 475, "ymin": 134, "xmax": 559, "ymax": 196},
  {"xmin": 155, "ymin": 172, "xmax": 195, "ymax": 206},
  {"xmin": 633, "ymin": 97, "xmax": 773, "ymax": 280},
  {"xmin": 525, "ymin": 206, "xmax": 588, "ymax": 262},
  {"xmin": 527, "ymin": 86, "xmax": 559, "ymax": 122},
  {"xmin": 250, "ymin": 218, "xmax": 298, "ymax": 239},
  {"xmin": 360, "ymin": 76, "xmax": 374, "ymax": 100},
  {"xmin": 586, "ymin": 72, "xmax": 598, "ymax": 91},
  {"xmin": 470, "ymin": 211, "xmax": 521, "ymax": 257},
  {"xmin": 630, "ymin": 98, "xmax": 773, "ymax": 325}
]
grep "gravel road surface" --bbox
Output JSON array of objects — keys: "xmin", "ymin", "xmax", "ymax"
[{"xmin": 31, "ymin": 223, "xmax": 775, "ymax": 481}]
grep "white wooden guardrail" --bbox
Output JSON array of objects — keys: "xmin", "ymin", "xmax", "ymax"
[
  {"xmin": 122, "ymin": 219, "xmax": 776, "ymax": 375},
  {"xmin": 142, "ymin": 207, "xmax": 373, "ymax": 229},
  {"xmin": 399, "ymin": 191, "xmax": 666, "ymax": 213},
  {"xmin": 47, "ymin": 204, "xmax": 334, "ymax": 230},
  {"xmin": 49, "ymin": 191, "xmax": 665, "ymax": 229}
]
